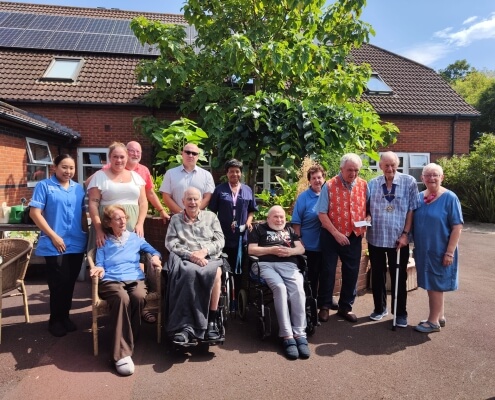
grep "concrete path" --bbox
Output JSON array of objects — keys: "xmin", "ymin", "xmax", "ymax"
[{"xmin": 1, "ymin": 223, "xmax": 494, "ymax": 400}]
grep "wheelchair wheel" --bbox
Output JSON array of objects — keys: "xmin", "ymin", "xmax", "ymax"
[
  {"xmin": 306, "ymin": 296, "xmax": 318, "ymax": 336},
  {"xmin": 238, "ymin": 288, "xmax": 248, "ymax": 320},
  {"xmin": 257, "ymin": 305, "xmax": 271, "ymax": 340}
]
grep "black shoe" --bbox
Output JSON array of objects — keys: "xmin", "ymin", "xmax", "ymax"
[
  {"xmin": 48, "ymin": 321, "xmax": 67, "ymax": 337},
  {"xmin": 206, "ymin": 321, "xmax": 220, "ymax": 340},
  {"xmin": 63, "ymin": 317, "xmax": 77, "ymax": 332}
]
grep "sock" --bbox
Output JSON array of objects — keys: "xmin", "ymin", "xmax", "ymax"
[{"xmin": 208, "ymin": 310, "xmax": 218, "ymax": 322}]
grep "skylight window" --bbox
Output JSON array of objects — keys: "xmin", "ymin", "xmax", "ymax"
[
  {"xmin": 366, "ymin": 73, "xmax": 393, "ymax": 95},
  {"xmin": 42, "ymin": 58, "xmax": 84, "ymax": 82}
]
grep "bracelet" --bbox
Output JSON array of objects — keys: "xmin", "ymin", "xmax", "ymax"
[{"xmin": 402, "ymin": 230, "xmax": 409, "ymax": 235}]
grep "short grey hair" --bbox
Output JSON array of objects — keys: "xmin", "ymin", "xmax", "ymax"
[
  {"xmin": 422, "ymin": 163, "xmax": 443, "ymax": 176},
  {"xmin": 340, "ymin": 153, "xmax": 363, "ymax": 168}
]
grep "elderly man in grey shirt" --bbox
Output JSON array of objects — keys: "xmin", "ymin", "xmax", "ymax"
[
  {"xmin": 164, "ymin": 187, "xmax": 225, "ymax": 344},
  {"xmin": 159, "ymin": 143, "xmax": 215, "ymax": 214}
]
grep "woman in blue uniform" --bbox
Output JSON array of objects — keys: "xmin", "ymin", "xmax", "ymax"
[{"xmin": 30, "ymin": 154, "xmax": 88, "ymax": 337}]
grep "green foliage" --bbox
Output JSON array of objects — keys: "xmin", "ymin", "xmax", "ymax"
[
  {"xmin": 135, "ymin": 117, "xmax": 209, "ymax": 171},
  {"xmin": 147, "ymin": 171, "xmax": 167, "ymax": 215},
  {"xmin": 451, "ymin": 70, "xmax": 495, "ymax": 106},
  {"xmin": 131, "ymin": 0, "xmax": 398, "ymax": 188},
  {"xmin": 255, "ymin": 176, "xmax": 298, "ymax": 221},
  {"xmin": 438, "ymin": 59, "xmax": 474, "ymax": 84},
  {"xmin": 438, "ymin": 134, "xmax": 495, "ymax": 222},
  {"xmin": 472, "ymin": 81, "xmax": 495, "ymax": 138}
]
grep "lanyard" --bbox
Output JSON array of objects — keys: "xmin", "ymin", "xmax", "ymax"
[{"xmin": 382, "ymin": 183, "xmax": 396, "ymax": 203}]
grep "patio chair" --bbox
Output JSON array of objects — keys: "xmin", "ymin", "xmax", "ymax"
[
  {"xmin": 86, "ymin": 248, "xmax": 162, "ymax": 356},
  {"xmin": 0, "ymin": 238, "xmax": 33, "ymax": 343}
]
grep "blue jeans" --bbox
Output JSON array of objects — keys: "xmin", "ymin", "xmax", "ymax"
[{"xmin": 319, "ymin": 229, "xmax": 362, "ymax": 312}]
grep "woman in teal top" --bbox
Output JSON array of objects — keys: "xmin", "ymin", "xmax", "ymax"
[
  {"xmin": 413, "ymin": 163, "xmax": 463, "ymax": 333},
  {"xmin": 30, "ymin": 154, "xmax": 88, "ymax": 337}
]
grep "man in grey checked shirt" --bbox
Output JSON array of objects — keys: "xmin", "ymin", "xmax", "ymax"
[{"xmin": 367, "ymin": 151, "xmax": 420, "ymax": 328}]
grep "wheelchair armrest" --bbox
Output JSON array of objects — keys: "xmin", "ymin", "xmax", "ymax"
[{"xmin": 249, "ymin": 255, "xmax": 260, "ymax": 262}]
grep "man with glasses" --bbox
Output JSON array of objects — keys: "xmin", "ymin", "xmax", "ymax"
[
  {"xmin": 367, "ymin": 151, "xmax": 419, "ymax": 328},
  {"xmin": 159, "ymin": 143, "xmax": 215, "ymax": 214}
]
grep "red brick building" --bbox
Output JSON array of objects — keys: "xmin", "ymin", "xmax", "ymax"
[{"xmin": 0, "ymin": 2, "xmax": 480, "ymax": 206}]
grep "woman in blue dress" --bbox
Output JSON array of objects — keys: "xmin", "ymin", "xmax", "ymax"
[
  {"xmin": 30, "ymin": 154, "xmax": 88, "ymax": 337},
  {"xmin": 209, "ymin": 159, "xmax": 258, "ymax": 300},
  {"xmin": 413, "ymin": 163, "xmax": 463, "ymax": 333}
]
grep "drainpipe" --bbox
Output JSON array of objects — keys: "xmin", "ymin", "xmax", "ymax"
[{"xmin": 451, "ymin": 114, "xmax": 459, "ymax": 156}]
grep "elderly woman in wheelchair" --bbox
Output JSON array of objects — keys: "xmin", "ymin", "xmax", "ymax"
[
  {"xmin": 164, "ymin": 187, "xmax": 227, "ymax": 346},
  {"xmin": 247, "ymin": 205, "xmax": 310, "ymax": 360},
  {"xmin": 89, "ymin": 204, "xmax": 162, "ymax": 376}
]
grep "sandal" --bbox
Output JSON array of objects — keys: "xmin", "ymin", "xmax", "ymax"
[
  {"xmin": 420, "ymin": 318, "xmax": 446, "ymax": 328},
  {"xmin": 414, "ymin": 321, "xmax": 441, "ymax": 333},
  {"xmin": 142, "ymin": 311, "xmax": 156, "ymax": 324},
  {"xmin": 173, "ymin": 331, "xmax": 190, "ymax": 344}
]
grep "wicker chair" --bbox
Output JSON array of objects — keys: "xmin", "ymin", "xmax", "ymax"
[
  {"xmin": 0, "ymin": 238, "xmax": 33, "ymax": 343},
  {"xmin": 86, "ymin": 248, "xmax": 162, "ymax": 356}
]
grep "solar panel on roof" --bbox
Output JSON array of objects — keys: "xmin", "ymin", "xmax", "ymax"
[
  {"xmin": 85, "ymin": 18, "xmax": 115, "ymax": 34},
  {"xmin": 75, "ymin": 33, "xmax": 110, "ymax": 51},
  {"xmin": 29, "ymin": 14, "xmax": 64, "ymax": 30},
  {"xmin": 1, "ymin": 12, "xmax": 36, "ymax": 28},
  {"xmin": 105, "ymin": 35, "xmax": 137, "ymax": 53},
  {"xmin": 13, "ymin": 29, "xmax": 54, "ymax": 48},
  {"xmin": 44, "ymin": 31, "xmax": 82, "ymax": 51},
  {"xmin": 57, "ymin": 16, "xmax": 90, "ymax": 32},
  {"xmin": 134, "ymin": 42, "xmax": 160, "ymax": 56},
  {"xmin": 0, "ymin": 27, "xmax": 23, "ymax": 46},
  {"xmin": 0, "ymin": 11, "xmax": 12, "ymax": 25},
  {"xmin": 112, "ymin": 20, "xmax": 133, "ymax": 35}
]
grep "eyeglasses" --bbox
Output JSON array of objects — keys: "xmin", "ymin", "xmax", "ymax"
[
  {"xmin": 112, "ymin": 216, "xmax": 127, "ymax": 222},
  {"xmin": 183, "ymin": 150, "xmax": 199, "ymax": 156},
  {"xmin": 127, "ymin": 149, "xmax": 141, "ymax": 154},
  {"xmin": 422, "ymin": 174, "xmax": 441, "ymax": 178}
]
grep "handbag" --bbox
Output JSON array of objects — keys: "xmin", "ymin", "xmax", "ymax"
[{"xmin": 22, "ymin": 206, "xmax": 35, "ymax": 224}]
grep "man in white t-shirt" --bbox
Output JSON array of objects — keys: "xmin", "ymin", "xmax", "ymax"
[{"xmin": 159, "ymin": 143, "xmax": 215, "ymax": 214}]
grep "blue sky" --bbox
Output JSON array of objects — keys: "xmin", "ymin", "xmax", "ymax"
[{"xmin": 10, "ymin": 0, "xmax": 495, "ymax": 71}]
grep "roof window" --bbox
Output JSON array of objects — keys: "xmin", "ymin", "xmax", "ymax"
[
  {"xmin": 42, "ymin": 57, "xmax": 84, "ymax": 82},
  {"xmin": 366, "ymin": 73, "xmax": 393, "ymax": 95}
]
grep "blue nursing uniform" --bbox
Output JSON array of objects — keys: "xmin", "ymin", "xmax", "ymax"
[
  {"xmin": 291, "ymin": 188, "xmax": 321, "ymax": 252},
  {"xmin": 30, "ymin": 175, "xmax": 88, "ymax": 256}
]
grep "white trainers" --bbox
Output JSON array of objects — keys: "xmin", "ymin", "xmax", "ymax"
[
  {"xmin": 115, "ymin": 356, "xmax": 135, "ymax": 376},
  {"xmin": 369, "ymin": 309, "xmax": 389, "ymax": 321}
]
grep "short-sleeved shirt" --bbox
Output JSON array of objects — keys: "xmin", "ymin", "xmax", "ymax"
[
  {"xmin": 367, "ymin": 172, "xmax": 420, "ymax": 248},
  {"xmin": 30, "ymin": 175, "xmax": 88, "ymax": 256},
  {"xmin": 248, "ymin": 223, "xmax": 299, "ymax": 264},
  {"xmin": 159, "ymin": 165, "xmax": 215, "ymax": 206},
  {"xmin": 103, "ymin": 162, "xmax": 153, "ymax": 190},
  {"xmin": 209, "ymin": 182, "xmax": 258, "ymax": 248},
  {"xmin": 291, "ymin": 188, "xmax": 321, "ymax": 252},
  {"xmin": 87, "ymin": 170, "xmax": 145, "ymax": 205}
]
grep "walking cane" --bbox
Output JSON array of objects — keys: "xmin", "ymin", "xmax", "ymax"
[{"xmin": 392, "ymin": 249, "xmax": 400, "ymax": 331}]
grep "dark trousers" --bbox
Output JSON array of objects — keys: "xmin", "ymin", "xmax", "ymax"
[
  {"xmin": 45, "ymin": 253, "xmax": 84, "ymax": 323},
  {"xmin": 319, "ymin": 230, "xmax": 362, "ymax": 311},
  {"xmin": 305, "ymin": 250, "xmax": 322, "ymax": 299},
  {"xmin": 369, "ymin": 244, "xmax": 409, "ymax": 317},
  {"xmin": 98, "ymin": 280, "xmax": 147, "ymax": 362}
]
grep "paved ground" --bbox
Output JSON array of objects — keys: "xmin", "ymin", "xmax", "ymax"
[{"xmin": 1, "ymin": 223, "xmax": 494, "ymax": 400}]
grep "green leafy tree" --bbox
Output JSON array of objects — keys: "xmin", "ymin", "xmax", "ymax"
[
  {"xmin": 472, "ymin": 81, "xmax": 495, "ymax": 137},
  {"xmin": 438, "ymin": 59, "xmax": 473, "ymax": 84},
  {"xmin": 131, "ymin": 0, "xmax": 398, "ymax": 188},
  {"xmin": 451, "ymin": 70, "xmax": 495, "ymax": 106}
]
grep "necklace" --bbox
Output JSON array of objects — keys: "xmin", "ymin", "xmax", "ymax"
[{"xmin": 424, "ymin": 192, "xmax": 437, "ymax": 204}]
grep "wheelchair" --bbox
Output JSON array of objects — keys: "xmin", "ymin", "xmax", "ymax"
[
  {"xmin": 162, "ymin": 253, "xmax": 233, "ymax": 349},
  {"xmin": 237, "ymin": 254, "xmax": 318, "ymax": 340}
]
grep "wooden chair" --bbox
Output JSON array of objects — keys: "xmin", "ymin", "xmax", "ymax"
[
  {"xmin": 86, "ymin": 248, "xmax": 162, "ymax": 356},
  {"xmin": 0, "ymin": 238, "xmax": 33, "ymax": 343}
]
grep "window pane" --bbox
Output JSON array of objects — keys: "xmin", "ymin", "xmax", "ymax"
[
  {"xmin": 26, "ymin": 138, "xmax": 52, "ymax": 164},
  {"xmin": 83, "ymin": 152, "xmax": 106, "ymax": 166},
  {"xmin": 45, "ymin": 59, "xmax": 81, "ymax": 80},
  {"xmin": 27, "ymin": 164, "xmax": 48, "ymax": 181},
  {"xmin": 410, "ymin": 154, "xmax": 429, "ymax": 168}
]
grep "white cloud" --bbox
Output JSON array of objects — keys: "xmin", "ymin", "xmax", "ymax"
[
  {"xmin": 401, "ymin": 43, "xmax": 451, "ymax": 66},
  {"xmin": 462, "ymin": 16, "xmax": 478, "ymax": 25},
  {"xmin": 434, "ymin": 14, "xmax": 495, "ymax": 46}
]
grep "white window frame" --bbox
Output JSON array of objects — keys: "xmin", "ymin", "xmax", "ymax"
[
  {"xmin": 26, "ymin": 138, "xmax": 53, "ymax": 188},
  {"xmin": 77, "ymin": 148, "xmax": 108, "ymax": 184},
  {"xmin": 256, "ymin": 160, "xmax": 289, "ymax": 194},
  {"xmin": 42, "ymin": 57, "xmax": 84, "ymax": 82}
]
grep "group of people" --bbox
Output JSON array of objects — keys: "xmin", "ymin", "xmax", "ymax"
[
  {"xmin": 292, "ymin": 151, "xmax": 463, "ymax": 337},
  {"xmin": 28, "ymin": 141, "xmax": 463, "ymax": 375}
]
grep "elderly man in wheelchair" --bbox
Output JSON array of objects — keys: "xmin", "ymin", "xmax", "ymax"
[
  {"xmin": 247, "ymin": 205, "xmax": 310, "ymax": 360},
  {"xmin": 164, "ymin": 187, "xmax": 227, "ymax": 346}
]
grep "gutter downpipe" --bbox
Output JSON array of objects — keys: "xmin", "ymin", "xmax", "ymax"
[{"xmin": 451, "ymin": 114, "xmax": 459, "ymax": 157}]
